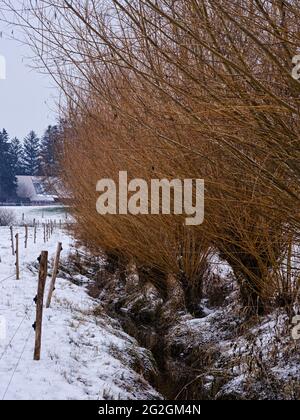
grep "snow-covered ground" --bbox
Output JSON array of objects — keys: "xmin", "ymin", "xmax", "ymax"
[
  {"xmin": 1, "ymin": 205, "xmax": 71, "ymax": 225},
  {"xmin": 0, "ymin": 219, "xmax": 160, "ymax": 400}
]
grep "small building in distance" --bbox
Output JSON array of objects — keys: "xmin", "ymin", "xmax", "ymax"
[{"xmin": 16, "ymin": 176, "xmax": 61, "ymax": 205}]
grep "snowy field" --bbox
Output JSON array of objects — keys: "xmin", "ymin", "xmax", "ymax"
[
  {"xmin": 0, "ymin": 211, "xmax": 159, "ymax": 400},
  {"xmin": 0, "ymin": 205, "xmax": 71, "ymax": 225}
]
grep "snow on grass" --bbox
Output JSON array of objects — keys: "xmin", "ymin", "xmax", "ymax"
[
  {"xmin": 0, "ymin": 219, "xmax": 160, "ymax": 400},
  {"xmin": 166, "ymin": 296, "xmax": 300, "ymax": 399}
]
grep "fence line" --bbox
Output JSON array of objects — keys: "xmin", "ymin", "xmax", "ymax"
[
  {"xmin": 0, "ymin": 214, "xmax": 70, "ymax": 398},
  {"xmin": 0, "ymin": 221, "xmax": 64, "ymax": 281},
  {"xmin": 0, "ymin": 238, "xmax": 61, "ymax": 401}
]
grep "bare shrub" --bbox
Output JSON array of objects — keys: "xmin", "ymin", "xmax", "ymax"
[{"xmin": 0, "ymin": 209, "xmax": 16, "ymax": 226}]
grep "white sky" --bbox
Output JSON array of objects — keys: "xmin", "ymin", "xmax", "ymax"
[{"xmin": 0, "ymin": 25, "xmax": 58, "ymax": 140}]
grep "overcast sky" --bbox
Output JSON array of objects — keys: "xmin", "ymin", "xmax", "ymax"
[{"xmin": 0, "ymin": 25, "xmax": 58, "ymax": 140}]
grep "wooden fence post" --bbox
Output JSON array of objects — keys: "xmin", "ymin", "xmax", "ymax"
[
  {"xmin": 34, "ymin": 251, "xmax": 48, "ymax": 361},
  {"xmin": 10, "ymin": 226, "xmax": 14, "ymax": 256},
  {"xmin": 15, "ymin": 233, "xmax": 19, "ymax": 280},
  {"xmin": 24, "ymin": 225, "xmax": 28, "ymax": 249},
  {"xmin": 34, "ymin": 225, "xmax": 37, "ymax": 244},
  {"xmin": 46, "ymin": 243, "xmax": 63, "ymax": 308},
  {"xmin": 43, "ymin": 224, "xmax": 46, "ymax": 243}
]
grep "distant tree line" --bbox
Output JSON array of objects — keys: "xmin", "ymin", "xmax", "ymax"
[{"xmin": 0, "ymin": 125, "xmax": 61, "ymax": 201}]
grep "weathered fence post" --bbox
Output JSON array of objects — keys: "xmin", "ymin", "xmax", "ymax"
[
  {"xmin": 46, "ymin": 242, "xmax": 63, "ymax": 308},
  {"xmin": 33, "ymin": 251, "xmax": 48, "ymax": 361},
  {"xmin": 10, "ymin": 226, "xmax": 14, "ymax": 256},
  {"xmin": 34, "ymin": 225, "xmax": 37, "ymax": 244},
  {"xmin": 24, "ymin": 225, "xmax": 28, "ymax": 249},
  {"xmin": 15, "ymin": 233, "xmax": 19, "ymax": 280}
]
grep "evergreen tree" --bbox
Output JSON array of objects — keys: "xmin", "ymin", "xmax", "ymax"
[
  {"xmin": 9, "ymin": 137, "xmax": 23, "ymax": 175},
  {"xmin": 22, "ymin": 131, "xmax": 41, "ymax": 175},
  {"xmin": 40, "ymin": 125, "xmax": 60, "ymax": 175},
  {"xmin": 0, "ymin": 129, "xmax": 17, "ymax": 200}
]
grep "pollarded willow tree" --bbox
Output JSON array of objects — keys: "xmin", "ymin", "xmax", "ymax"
[{"xmin": 3, "ymin": 0, "xmax": 300, "ymax": 315}]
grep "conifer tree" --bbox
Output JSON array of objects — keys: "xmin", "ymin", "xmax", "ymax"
[
  {"xmin": 9, "ymin": 137, "xmax": 23, "ymax": 175},
  {"xmin": 22, "ymin": 131, "xmax": 40, "ymax": 175},
  {"xmin": 40, "ymin": 125, "xmax": 60, "ymax": 175},
  {"xmin": 0, "ymin": 129, "xmax": 17, "ymax": 200}
]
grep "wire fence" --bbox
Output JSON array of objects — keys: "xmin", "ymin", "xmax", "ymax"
[
  {"xmin": 0, "ymin": 222, "xmax": 63, "ymax": 285},
  {"xmin": 0, "ymin": 277, "xmax": 36, "ymax": 400},
  {"xmin": 0, "ymin": 223, "xmax": 65, "ymax": 399}
]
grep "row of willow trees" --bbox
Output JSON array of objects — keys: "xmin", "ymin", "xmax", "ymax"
[{"xmin": 4, "ymin": 0, "xmax": 300, "ymax": 316}]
